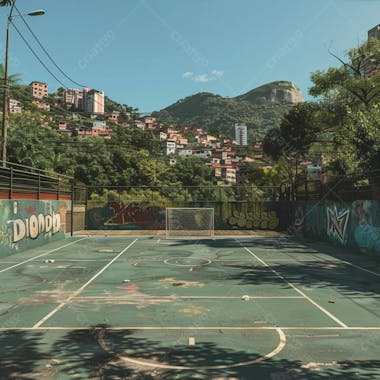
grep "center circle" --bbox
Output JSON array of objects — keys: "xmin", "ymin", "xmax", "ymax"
[
  {"xmin": 98, "ymin": 328, "xmax": 286, "ymax": 370},
  {"xmin": 164, "ymin": 257, "xmax": 212, "ymax": 267}
]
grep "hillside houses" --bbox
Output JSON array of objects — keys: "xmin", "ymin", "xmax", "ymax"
[{"xmin": 11, "ymin": 79, "xmax": 271, "ymax": 185}]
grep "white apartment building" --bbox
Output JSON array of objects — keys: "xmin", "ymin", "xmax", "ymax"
[
  {"xmin": 235, "ymin": 123, "xmax": 248, "ymax": 146},
  {"xmin": 83, "ymin": 87, "xmax": 104, "ymax": 114},
  {"xmin": 9, "ymin": 99, "xmax": 22, "ymax": 114},
  {"xmin": 166, "ymin": 140, "xmax": 176, "ymax": 155}
]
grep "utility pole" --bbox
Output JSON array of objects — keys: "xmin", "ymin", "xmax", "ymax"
[{"xmin": 1, "ymin": 11, "xmax": 12, "ymax": 166}]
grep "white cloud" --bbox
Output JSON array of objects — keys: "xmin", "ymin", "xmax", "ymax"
[
  {"xmin": 194, "ymin": 74, "xmax": 213, "ymax": 83},
  {"xmin": 182, "ymin": 71, "xmax": 194, "ymax": 78},
  {"xmin": 183, "ymin": 69, "xmax": 224, "ymax": 83},
  {"xmin": 211, "ymin": 69, "xmax": 224, "ymax": 77}
]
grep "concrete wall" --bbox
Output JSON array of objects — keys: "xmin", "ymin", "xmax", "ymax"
[
  {"xmin": 0, "ymin": 200, "xmax": 71, "ymax": 258},
  {"xmin": 285, "ymin": 201, "xmax": 380, "ymax": 258},
  {"xmin": 86, "ymin": 201, "xmax": 281, "ymax": 231}
]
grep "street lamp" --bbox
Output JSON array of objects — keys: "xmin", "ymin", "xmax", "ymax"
[{"xmin": 1, "ymin": 6, "xmax": 45, "ymax": 166}]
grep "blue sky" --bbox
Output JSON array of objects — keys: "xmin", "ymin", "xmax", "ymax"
[{"xmin": 1, "ymin": 0, "xmax": 380, "ymax": 112}]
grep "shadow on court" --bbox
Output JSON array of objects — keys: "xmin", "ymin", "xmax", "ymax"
[
  {"xmin": 165, "ymin": 236, "xmax": 380, "ymax": 297},
  {"xmin": 1, "ymin": 328, "xmax": 380, "ymax": 379}
]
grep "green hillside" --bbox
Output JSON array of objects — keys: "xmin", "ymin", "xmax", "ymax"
[{"xmin": 153, "ymin": 81, "xmax": 304, "ymax": 140}]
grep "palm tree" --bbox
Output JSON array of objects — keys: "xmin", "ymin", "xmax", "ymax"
[
  {"xmin": 0, "ymin": 64, "xmax": 21, "ymax": 86},
  {"xmin": 0, "ymin": 0, "xmax": 22, "ymax": 102},
  {"xmin": 0, "ymin": 1, "xmax": 14, "ymax": 7}
]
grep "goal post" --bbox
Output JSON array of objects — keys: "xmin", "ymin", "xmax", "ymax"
[{"xmin": 166, "ymin": 208, "xmax": 214, "ymax": 238}]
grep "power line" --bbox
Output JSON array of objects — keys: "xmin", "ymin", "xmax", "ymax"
[
  {"xmin": 14, "ymin": 4, "xmax": 86, "ymax": 88},
  {"xmin": 10, "ymin": 20, "xmax": 113, "ymax": 113},
  {"xmin": 11, "ymin": 22, "xmax": 67, "ymax": 88}
]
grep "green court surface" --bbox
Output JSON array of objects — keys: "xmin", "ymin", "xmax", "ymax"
[{"xmin": 0, "ymin": 236, "xmax": 379, "ymax": 379}]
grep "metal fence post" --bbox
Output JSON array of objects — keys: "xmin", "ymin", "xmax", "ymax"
[
  {"xmin": 70, "ymin": 183, "xmax": 75, "ymax": 237},
  {"xmin": 37, "ymin": 173, "xmax": 41, "ymax": 200},
  {"xmin": 8, "ymin": 166, "xmax": 13, "ymax": 199}
]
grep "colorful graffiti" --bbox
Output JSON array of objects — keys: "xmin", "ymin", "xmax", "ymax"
[
  {"xmin": 86, "ymin": 201, "xmax": 281, "ymax": 231},
  {"xmin": 288, "ymin": 201, "xmax": 380, "ymax": 258},
  {"xmin": 286, "ymin": 205, "xmax": 304, "ymax": 235},
  {"xmin": 352, "ymin": 201, "xmax": 380, "ymax": 256},
  {"xmin": 327, "ymin": 206, "xmax": 350, "ymax": 245},
  {"xmin": 0, "ymin": 200, "xmax": 69, "ymax": 257},
  {"xmin": 226, "ymin": 203, "xmax": 279, "ymax": 230},
  {"xmin": 86, "ymin": 202, "xmax": 166, "ymax": 230}
]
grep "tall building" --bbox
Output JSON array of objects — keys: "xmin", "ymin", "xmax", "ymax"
[
  {"xmin": 83, "ymin": 87, "xmax": 104, "ymax": 114},
  {"xmin": 363, "ymin": 25, "xmax": 380, "ymax": 77},
  {"xmin": 368, "ymin": 25, "xmax": 380, "ymax": 40},
  {"xmin": 235, "ymin": 124, "xmax": 248, "ymax": 146},
  {"xmin": 63, "ymin": 88, "xmax": 83, "ymax": 110},
  {"xmin": 30, "ymin": 81, "xmax": 50, "ymax": 111},
  {"xmin": 30, "ymin": 81, "xmax": 48, "ymax": 99}
]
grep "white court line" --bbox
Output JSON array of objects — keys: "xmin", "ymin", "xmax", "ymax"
[
  {"xmin": 243, "ymin": 246, "xmax": 349, "ymax": 329},
  {"xmin": 0, "ymin": 238, "xmax": 88, "ymax": 274},
  {"xmin": 73, "ymin": 295, "xmax": 304, "ymax": 300},
  {"xmin": 1, "ymin": 326, "xmax": 380, "ymax": 331},
  {"xmin": 33, "ymin": 238, "xmax": 138, "ymax": 329},
  {"xmin": 341, "ymin": 260, "xmax": 380, "ymax": 278}
]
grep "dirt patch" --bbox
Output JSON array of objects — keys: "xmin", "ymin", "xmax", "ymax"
[
  {"xmin": 74, "ymin": 293, "xmax": 176, "ymax": 308},
  {"xmin": 19, "ymin": 282, "xmax": 72, "ymax": 304},
  {"xmin": 159, "ymin": 277, "xmax": 204, "ymax": 288},
  {"xmin": 179, "ymin": 306, "xmax": 210, "ymax": 315}
]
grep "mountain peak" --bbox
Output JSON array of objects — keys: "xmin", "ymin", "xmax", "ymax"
[
  {"xmin": 153, "ymin": 81, "xmax": 304, "ymax": 139},
  {"xmin": 235, "ymin": 81, "xmax": 304, "ymax": 105}
]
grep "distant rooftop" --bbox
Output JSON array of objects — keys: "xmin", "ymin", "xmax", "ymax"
[{"xmin": 368, "ymin": 25, "xmax": 380, "ymax": 40}]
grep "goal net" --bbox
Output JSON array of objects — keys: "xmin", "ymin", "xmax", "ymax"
[{"xmin": 166, "ymin": 208, "xmax": 214, "ymax": 238}]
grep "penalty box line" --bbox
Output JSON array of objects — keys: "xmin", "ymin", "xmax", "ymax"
[
  {"xmin": 242, "ymin": 246, "xmax": 349, "ymax": 329},
  {"xmin": 32, "ymin": 238, "xmax": 138, "ymax": 329},
  {"xmin": 0, "ymin": 237, "xmax": 88, "ymax": 274}
]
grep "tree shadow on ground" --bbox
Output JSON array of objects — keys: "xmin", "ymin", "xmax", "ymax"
[
  {"xmin": 167, "ymin": 236, "xmax": 380, "ymax": 297},
  {"xmin": 46, "ymin": 326, "xmax": 380, "ymax": 379},
  {"xmin": 0, "ymin": 327, "xmax": 379, "ymax": 379},
  {"xmin": 0, "ymin": 330, "xmax": 53, "ymax": 379}
]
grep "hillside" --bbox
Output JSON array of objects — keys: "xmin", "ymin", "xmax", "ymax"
[{"xmin": 153, "ymin": 81, "xmax": 304, "ymax": 140}]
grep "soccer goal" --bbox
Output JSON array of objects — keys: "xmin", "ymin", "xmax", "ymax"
[{"xmin": 166, "ymin": 208, "xmax": 214, "ymax": 238}]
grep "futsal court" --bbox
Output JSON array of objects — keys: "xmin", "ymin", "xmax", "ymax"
[{"xmin": 0, "ymin": 234, "xmax": 379, "ymax": 379}]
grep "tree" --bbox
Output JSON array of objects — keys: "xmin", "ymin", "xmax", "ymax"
[
  {"xmin": 0, "ymin": 63, "xmax": 22, "ymax": 107},
  {"xmin": 0, "ymin": 64, "xmax": 21, "ymax": 87},
  {"xmin": 0, "ymin": 1, "xmax": 13, "ymax": 7},
  {"xmin": 263, "ymin": 128, "xmax": 286, "ymax": 161},
  {"xmin": 348, "ymin": 105, "xmax": 380, "ymax": 174},
  {"xmin": 310, "ymin": 39, "xmax": 380, "ymax": 109},
  {"xmin": 280, "ymin": 102, "xmax": 320, "ymax": 157},
  {"xmin": 263, "ymin": 103, "xmax": 320, "ymax": 160}
]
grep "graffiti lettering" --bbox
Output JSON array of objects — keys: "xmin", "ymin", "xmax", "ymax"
[
  {"xmin": 327, "ymin": 206, "xmax": 350, "ymax": 244},
  {"xmin": 227, "ymin": 203, "xmax": 279, "ymax": 230},
  {"xmin": 12, "ymin": 213, "xmax": 61, "ymax": 243}
]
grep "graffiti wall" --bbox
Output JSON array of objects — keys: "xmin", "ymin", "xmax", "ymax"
[
  {"xmin": 87, "ymin": 201, "xmax": 166, "ymax": 230},
  {"xmin": 0, "ymin": 200, "xmax": 70, "ymax": 258},
  {"xmin": 287, "ymin": 201, "xmax": 380, "ymax": 258},
  {"xmin": 86, "ymin": 201, "xmax": 281, "ymax": 231}
]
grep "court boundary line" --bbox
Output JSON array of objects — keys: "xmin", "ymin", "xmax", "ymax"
[
  {"xmin": 32, "ymin": 238, "xmax": 138, "ymax": 329},
  {"xmin": 0, "ymin": 238, "xmax": 88, "ymax": 274},
  {"xmin": 340, "ymin": 260, "xmax": 380, "ymax": 278},
  {"xmin": 73, "ymin": 295, "xmax": 304, "ymax": 300},
  {"xmin": 2, "ymin": 326, "xmax": 380, "ymax": 331},
  {"xmin": 272, "ymin": 237, "xmax": 380, "ymax": 278},
  {"xmin": 243, "ymin": 246, "xmax": 349, "ymax": 329}
]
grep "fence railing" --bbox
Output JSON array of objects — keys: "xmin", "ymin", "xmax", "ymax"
[
  {"xmin": 295, "ymin": 171, "xmax": 380, "ymax": 201},
  {"xmin": 0, "ymin": 160, "xmax": 73, "ymax": 200}
]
